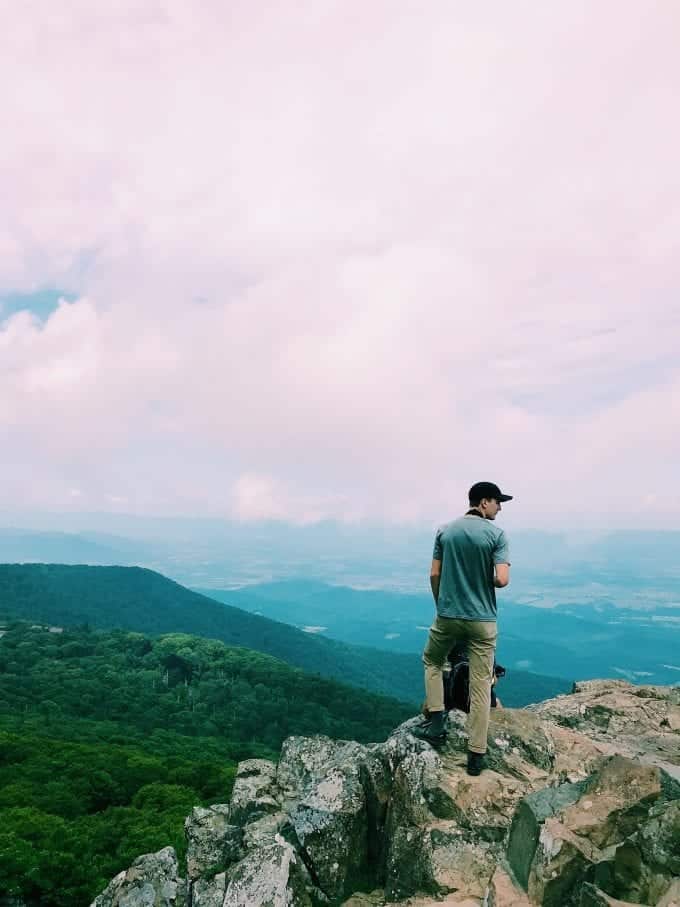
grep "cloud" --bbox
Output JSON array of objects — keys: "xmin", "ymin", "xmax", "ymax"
[
  {"xmin": 1, "ymin": 1, "xmax": 679, "ymax": 525},
  {"xmin": 231, "ymin": 473, "xmax": 347, "ymax": 524}
]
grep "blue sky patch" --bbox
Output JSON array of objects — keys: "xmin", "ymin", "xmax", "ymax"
[{"xmin": 0, "ymin": 289, "xmax": 76, "ymax": 323}]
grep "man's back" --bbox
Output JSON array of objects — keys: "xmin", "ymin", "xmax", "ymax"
[{"xmin": 433, "ymin": 515, "xmax": 509, "ymax": 621}]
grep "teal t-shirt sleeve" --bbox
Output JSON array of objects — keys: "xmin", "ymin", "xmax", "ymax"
[
  {"xmin": 493, "ymin": 530, "xmax": 510, "ymax": 565},
  {"xmin": 433, "ymin": 528, "xmax": 443, "ymax": 561}
]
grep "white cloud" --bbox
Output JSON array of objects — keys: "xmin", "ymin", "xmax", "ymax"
[
  {"xmin": 231, "ymin": 473, "xmax": 345, "ymax": 524},
  {"xmin": 1, "ymin": 1, "xmax": 679, "ymax": 525}
]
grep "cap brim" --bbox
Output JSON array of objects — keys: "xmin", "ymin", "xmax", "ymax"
[{"xmin": 499, "ymin": 494, "xmax": 513, "ymax": 502}]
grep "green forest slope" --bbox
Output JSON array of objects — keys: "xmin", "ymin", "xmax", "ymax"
[{"xmin": 0, "ymin": 621, "xmax": 411, "ymax": 905}]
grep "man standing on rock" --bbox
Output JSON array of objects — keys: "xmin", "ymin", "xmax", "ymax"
[{"xmin": 413, "ymin": 482, "xmax": 512, "ymax": 776}]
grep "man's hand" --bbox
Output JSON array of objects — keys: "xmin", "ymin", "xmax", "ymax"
[
  {"xmin": 430, "ymin": 558, "xmax": 442, "ymax": 604},
  {"xmin": 494, "ymin": 563, "xmax": 510, "ymax": 588}
]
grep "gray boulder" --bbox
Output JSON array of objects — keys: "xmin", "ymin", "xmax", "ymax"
[
  {"xmin": 507, "ymin": 755, "xmax": 678, "ymax": 906},
  {"xmin": 506, "ymin": 780, "xmax": 588, "ymax": 889},
  {"xmin": 275, "ymin": 735, "xmax": 395, "ymax": 900},
  {"xmin": 89, "ymin": 846, "xmax": 186, "ymax": 907},
  {"xmin": 636, "ymin": 798, "xmax": 680, "ymax": 878},
  {"xmin": 382, "ymin": 743, "xmax": 446, "ymax": 899},
  {"xmin": 383, "ymin": 824, "xmax": 433, "ymax": 901},
  {"xmin": 223, "ymin": 840, "xmax": 313, "ymax": 907},
  {"xmin": 185, "ymin": 804, "xmax": 242, "ymax": 879},
  {"xmin": 427, "ymin": 822, "xmax": 497, "ymax": 898},
  {"xmin": 277, "ymin": 736, "xmax": 367, "ymax": 801},
  {"xmin": 229, "ymin": 759, "xmax": 280, "ymax": 826},
  {"xmin": 287, "ymin": 745, "xmax": 372, "ymax": 901},
  {"xmin": 598, "ymin": 798, "xmax": 680, "ymax": 905},
  {"xmin": 530, "ymin": 680, "xmax": 680, "ymax": 771},
  {"xmin": 242, "ymin": 811, "xmax": 288, "ymax": 851},
  {"xmin": 190, "ymin": 872, "xmax": 227, "ymax": 907}
]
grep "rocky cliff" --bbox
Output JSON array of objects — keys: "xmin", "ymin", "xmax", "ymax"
[{"xmin": 90, "ymin": 680, "xmax": 680, "ymax": 907}]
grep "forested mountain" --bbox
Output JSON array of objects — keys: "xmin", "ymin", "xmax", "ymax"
[
  {"xmin": 0, "ymin": 564, "xmax": 571, "ymax": 706},
  {"xmin": 0, "ymin": 621, "xmax": 411, "ymax": 905},
  {"xmin": 0, "ymin": 621, "xmax": 410, "ymax": 746}
]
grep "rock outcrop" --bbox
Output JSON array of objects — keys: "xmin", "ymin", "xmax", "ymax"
[
  {"xmin": 90, "ymin": 680, "xmax": 680, "ymax": 906},
  {"xmin": 91, "ymin": 846, "xmax": 187, "ymax": 907}
]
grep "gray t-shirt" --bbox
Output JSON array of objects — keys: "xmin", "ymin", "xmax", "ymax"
[{"xmin": 432, "ymin": 515, "xmax": 510, "ymax": 621}]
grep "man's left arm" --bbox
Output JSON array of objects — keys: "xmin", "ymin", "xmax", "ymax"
[{"xmin": 493, "ymin": 530, "xmax": 511, "ymax": 588}]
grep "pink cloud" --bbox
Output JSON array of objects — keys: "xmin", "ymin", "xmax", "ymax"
[{"xmin": 1, "ymin": 1, "xmax": 679, "ymax": 526}]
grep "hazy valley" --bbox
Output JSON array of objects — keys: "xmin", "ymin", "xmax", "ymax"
[
  {"xmin": 200, "ymin": 576, "xmax": 680, "ymax": 688},
  {"xmin": 2, "ymin": 519, "xmax": 676, "ymax": 689}
]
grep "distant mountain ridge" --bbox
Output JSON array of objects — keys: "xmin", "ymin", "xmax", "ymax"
[
  {"xmin": 4, "ymin": 520, "xmax": 679, "ymax": 591},
  {"xmin": 0, "ymin": 528, "xmax": 144, "ymax": 565},
  {"xmin": 0, "ymin": 563, "xmax": 570, "ymax": 707},
  {"xmin": 198, "ymin": 577, "xmax": 680, "ymax": 688}
]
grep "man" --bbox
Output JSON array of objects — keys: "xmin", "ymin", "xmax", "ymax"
[{"xmin": 413, "ymin": 481, "xmax": 512, "ymax": 776}]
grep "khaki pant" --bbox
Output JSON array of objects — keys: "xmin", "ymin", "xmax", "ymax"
[{"xmin": 423, "ymin": 616, "xmax": 497, "ymax": 754}]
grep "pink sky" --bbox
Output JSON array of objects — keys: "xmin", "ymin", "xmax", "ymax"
[{"xmin": 1, "ymin": 1, "xmax": 679, "ymax": 528}]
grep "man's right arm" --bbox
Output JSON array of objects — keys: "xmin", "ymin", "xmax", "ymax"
[{"xmin": 430, "ymin": 559, "xmax": 442, "ymax": 603}]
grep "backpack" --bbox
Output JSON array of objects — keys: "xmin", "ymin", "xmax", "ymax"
[
  {"xmin": 443, "ymin": 650, "xmax": 504, "ymax": 713},
  {"xmin": 443, "ymin": 659, "xmax": 471, "ymax": 712}
]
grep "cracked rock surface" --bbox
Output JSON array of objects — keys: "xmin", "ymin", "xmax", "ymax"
[{"xmin": 90, "ymin": 680, "xmax": 680, "ymax": 907}]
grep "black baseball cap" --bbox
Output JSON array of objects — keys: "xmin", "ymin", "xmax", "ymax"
[{"xmin": 468, "ymin": 482, "xmax": 513, "ymax": 504}]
